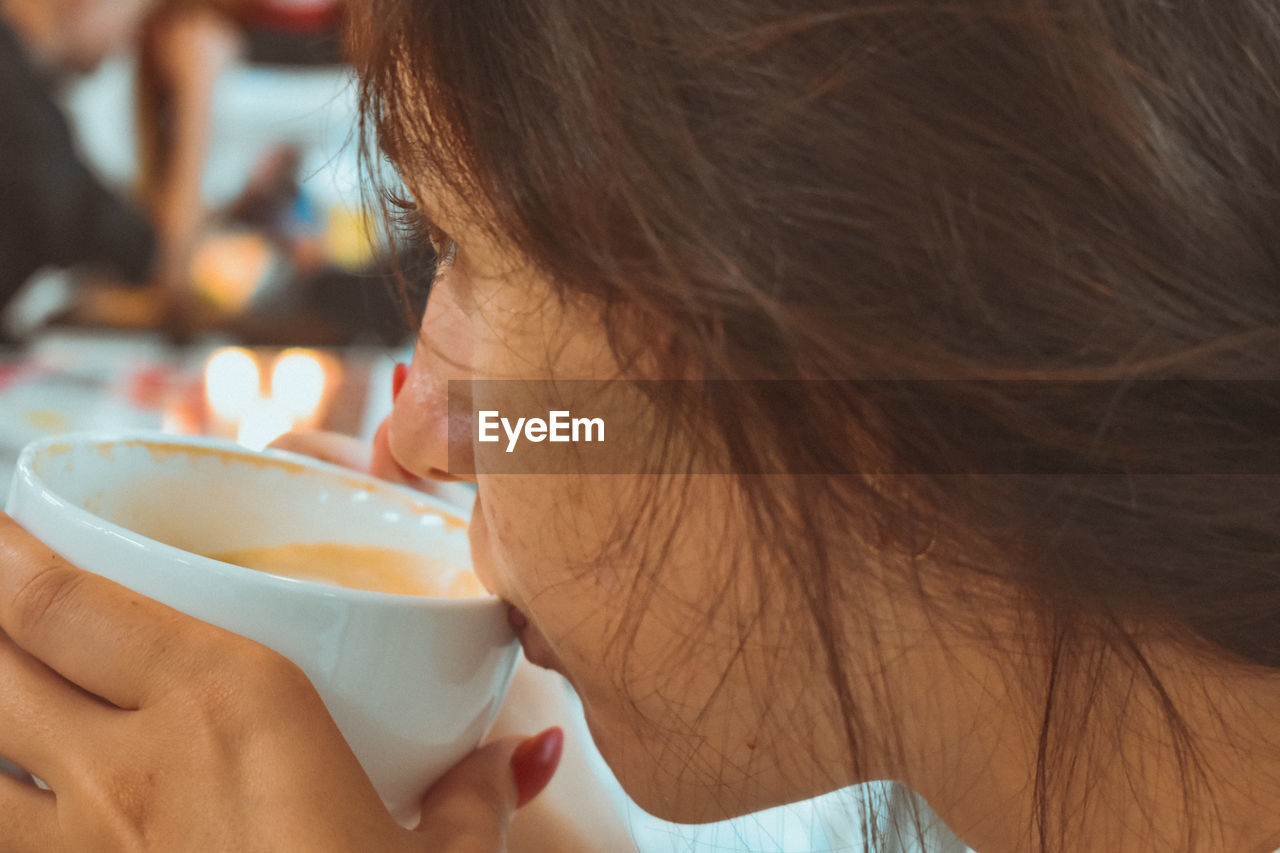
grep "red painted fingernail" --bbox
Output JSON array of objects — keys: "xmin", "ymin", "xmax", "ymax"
[
  {"xmin": 391, "ymin": 363, "xmax": 408, "ymax": 402},
  {"xmin": 510, "ymin": 727, "xmax": 563, "ymax": 809}
]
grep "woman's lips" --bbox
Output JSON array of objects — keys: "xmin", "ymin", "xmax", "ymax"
[{"xmin": 511, "ymin": 615, "xmax": 566, "ymax": 674}]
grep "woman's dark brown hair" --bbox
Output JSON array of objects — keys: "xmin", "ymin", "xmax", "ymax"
[{"xmin": 350, "ymin": 1, "xmax": 1280, "ymax": 848}]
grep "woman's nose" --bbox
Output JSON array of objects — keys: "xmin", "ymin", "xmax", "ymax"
[
  {"xmin": 387, "ymin": 281, "xmax": 479, "ymax": 482},
  {"xmin": 388, "ymin": 354, "xmax": 476, "ymax": 483}
]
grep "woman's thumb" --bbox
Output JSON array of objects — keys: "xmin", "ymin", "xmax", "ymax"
[{"xmin": 415, "ymin": 727, "xmax": 564, "ymax": 851}]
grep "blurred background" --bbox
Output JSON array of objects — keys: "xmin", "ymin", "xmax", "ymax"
[{"xmin": 0, "ymin": 0, "xmax": 423, "ymax": 491}]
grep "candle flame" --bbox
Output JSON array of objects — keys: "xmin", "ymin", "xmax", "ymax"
[
  {"xmin": 271, "ymin": 349, "xmax": 328, "ymax": 422},
  {"xmin": 203, "ymin": 347, "xmax": 334, "ymax": 450},
  {"xmin": 204, "ymin": 348, "xmax": 260, "ymax": 421}
]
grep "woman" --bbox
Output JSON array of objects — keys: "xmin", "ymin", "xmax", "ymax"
[{"xmin": 2, "ymin": 0, "xmax": 1280, "ymax": 850}]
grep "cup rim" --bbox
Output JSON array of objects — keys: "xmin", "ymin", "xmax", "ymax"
[{"xmin": 13, "ymin": 430, "xmax": 501, "ymax": 611}]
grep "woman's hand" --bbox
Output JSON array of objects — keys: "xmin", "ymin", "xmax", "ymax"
[
  {"xmin": 270, "ymin": 420, "xmax": 412, "ymax": 486},
  {"xmin": 0, "ymin": 514, "xmax": 556, "ymax": 852}
]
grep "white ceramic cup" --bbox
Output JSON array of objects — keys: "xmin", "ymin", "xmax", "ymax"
[{"xmin": 4, "ymin": 431, "xmax": 520, "ymax": 824}]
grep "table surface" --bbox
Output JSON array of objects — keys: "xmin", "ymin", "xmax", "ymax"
[{"xmin": 0, "ymin": 330, "xmax": 399, "ymax": 493}]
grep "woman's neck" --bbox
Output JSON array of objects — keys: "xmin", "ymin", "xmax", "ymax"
[{"xmin": 891, "ymin": 620, "xmax": 1280, "ymax": 852}]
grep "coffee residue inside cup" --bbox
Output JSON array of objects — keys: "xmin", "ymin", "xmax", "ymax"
[{"xmin": 209, "ymin": 542, "xmax": 487, "ymax": 598}]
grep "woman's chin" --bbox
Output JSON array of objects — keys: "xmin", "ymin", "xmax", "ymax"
[
  {"xmin": 511, "ymin": 614, "xmax": 569, "ymax": 676},
  {"xmin": 578, "ymin": 704, "xmax": 752, "ymax": 826}
]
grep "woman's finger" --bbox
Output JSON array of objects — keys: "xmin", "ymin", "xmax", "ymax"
[
  {"xmin": 415, "ymin": 729, "xmax": 562, "ymax": 853},
  {"xmin": 0, "ymin": 514, "xmax": 211, "ymax": 709},
  {"xmin": 0, "ymin": 774, "xmax": 59, "ymax": 853},
  {"xmin": 272, "ymin": 423, "xmax": 444, "ymax": 493},
  {"xmin": 0, "ymin": 633, "xmax": 115, "ymax": 790},
  {"xmin": 268, "ymin": 430, "xmax": 372, "ymax": 472}
]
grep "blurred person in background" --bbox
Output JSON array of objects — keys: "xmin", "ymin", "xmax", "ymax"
[
  {"xmin": 134, "ymin": 0, "xmax": 344, "ymax": 323},
  {"xmin": 0, "ymin": 0, "xmax": 158, "ymax": 327},
  {"xmin": 131, "ymin": 0, "xmax": 406, "ymax": 347}
]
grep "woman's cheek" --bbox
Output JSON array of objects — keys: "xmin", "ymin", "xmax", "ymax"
[
  {"xmin": 477, "ymin": 479, "xmax": 614, "ymax": 627},
  {"xmin": 467, "ymin": 481, "xmax": 536, "ymax": 602}
]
